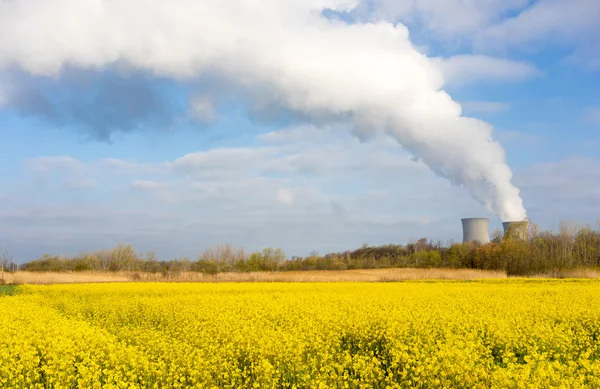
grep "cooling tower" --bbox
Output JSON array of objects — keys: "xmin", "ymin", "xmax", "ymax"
[
  {"xmin": 502, "ymin": 221, "xmax": 529, "ymax": 241},
  {"xmin": 461, "ymin": 218, "xmax": 490, "ymax": 244}
]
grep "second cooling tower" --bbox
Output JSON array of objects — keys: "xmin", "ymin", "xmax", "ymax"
[
  {"xmin": 502, "ymin": 221, "xmax": 529, "ymax": 240},
  {"xmin": 461, "ymin": 218, "xmax": 490, "ymax": 244}
]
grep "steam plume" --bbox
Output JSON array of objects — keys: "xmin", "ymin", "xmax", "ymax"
[{"xmin": 0, "ymin": 0, "xmax": 527, "ymax": 221}]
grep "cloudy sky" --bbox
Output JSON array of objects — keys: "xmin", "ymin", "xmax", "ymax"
[{"xmin": 0, "ymin": 0, "xmax": 599, "ymax": 262}]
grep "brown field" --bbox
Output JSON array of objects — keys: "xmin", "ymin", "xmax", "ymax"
[{"xmin": 1, "ymin": 268, "xmax": 508, "ymax": 285}]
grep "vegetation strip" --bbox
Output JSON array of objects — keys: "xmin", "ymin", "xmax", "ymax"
[{"xmin": 15, "ymin": 222, "xmax": 600, "ymax": 278}]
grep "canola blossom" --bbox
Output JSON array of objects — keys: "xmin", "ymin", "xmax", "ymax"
[{"xmin": 1, "ymin": 280, "xmax": 600, "ymax": 388}]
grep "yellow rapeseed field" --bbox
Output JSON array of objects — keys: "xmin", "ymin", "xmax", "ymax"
[{"xmin": 1, "ymin": 280, "xmax": 600, "ymax": 388}]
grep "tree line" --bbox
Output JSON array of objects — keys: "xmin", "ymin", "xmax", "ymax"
[{"xmin": 19, "ymin": 220, "xmax": 600, "ymax": 276}]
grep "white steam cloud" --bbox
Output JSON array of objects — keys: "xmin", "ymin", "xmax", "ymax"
[{"xmin": 0, "ymin": 0, "xmax": 527, "ymax": 221}]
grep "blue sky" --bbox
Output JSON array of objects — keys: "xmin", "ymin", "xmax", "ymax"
[{"xmin": 0, "ymin": 0, "xmax": 599, "ymax": 262}]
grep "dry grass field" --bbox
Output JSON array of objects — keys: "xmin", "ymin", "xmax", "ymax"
[
  {"xmin": 2, "ymin": 268, "xmax": 507, "ymax": 285},
  {"xmin": 5, "ymin": 267, "xmax": 600, "ymax": 285}
]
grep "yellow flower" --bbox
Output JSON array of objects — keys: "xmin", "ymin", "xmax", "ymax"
[{"xmin": 1, "ymin": 280, "xmax": 600, "ymax": 388}]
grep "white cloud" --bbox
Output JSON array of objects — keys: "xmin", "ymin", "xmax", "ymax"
[
  {"xmin": 359, "ymin": 0, "xmax": 600, "ymax": 71},
  {"xmin": 434, "ymin": 55, "xmax": 541, "ymax": 86},
  {"xmin": 171, "ymin": 147, "xmax": 279, "ymax": 179},
  {"xmin": 0, "ymin": 0, "xmax": 527, "ymax": 221},
  {"xmin": 25, "ymin": 156, "xmax": 86, "ymax": 174},
  {"xmin": 131, "ymin": 180, "xmax": 165, "ymax": 190},
  {"xmin": 362, "ymin": 0, "xmax": 530, "ymax": 36},
  {"xmin": 474, "ymin": 0, "xmax": 600, "ymax": 50},
  {"xmin": 130, "ymin": 180, "xmax": 180, "ymax": 204},
  {"xmin": 461, "ymin": 101, "xmax": 509, "ymax": 114},
  {"xmin": 276, "ymin": 188, "xmax": 294, "ymax": 205},
  {"xmin": 190, "ymin": 182, "xmax": 220, "ymax": 197},
  {"xmin": 473, "ymin": 0, "xmax": 600, "ymax": 69},
  {"xmin": 189, "ymin": 94, "xmax": 215, "ymax": 123}
]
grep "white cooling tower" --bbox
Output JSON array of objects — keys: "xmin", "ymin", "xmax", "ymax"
[
  {"xmin": 502, "ymin": 221, "xmax": 529, "ymax": 241},
  {"xmin": 461, "ymin": 218, "xmax": 490, "ymax": 244}
]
